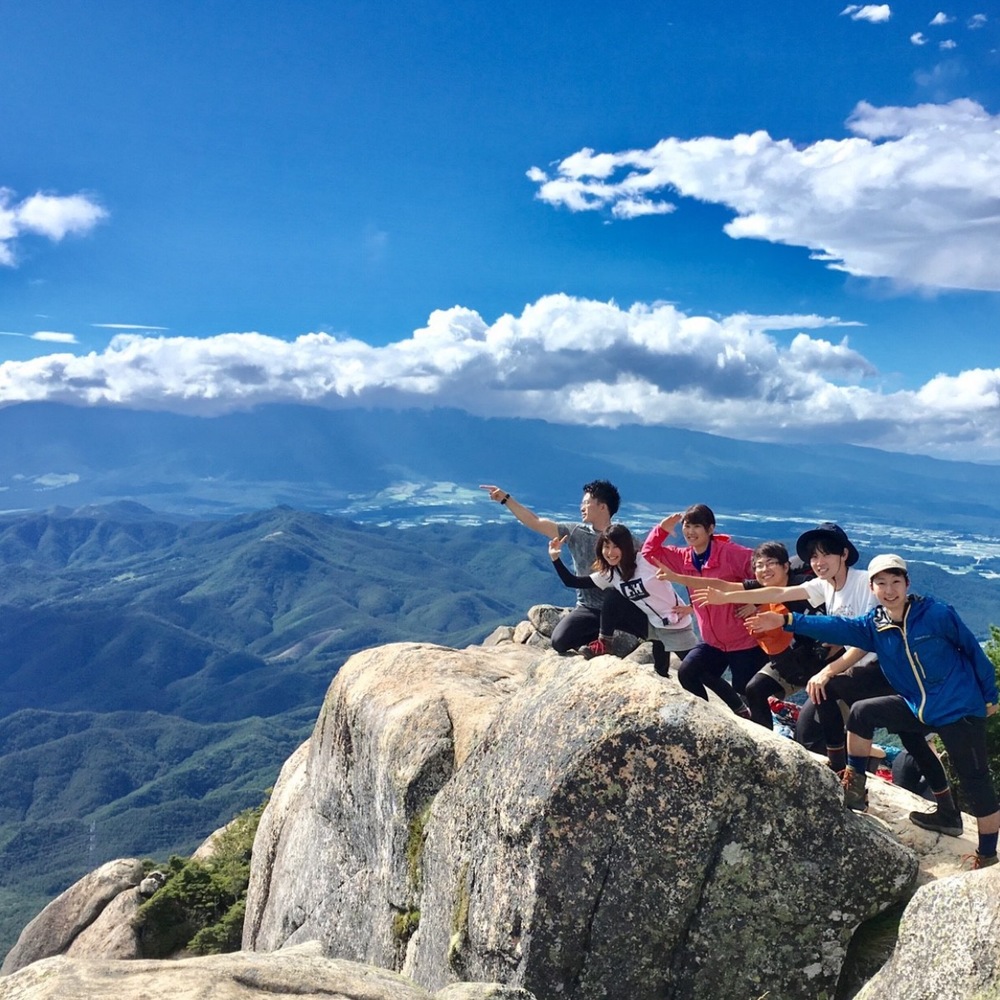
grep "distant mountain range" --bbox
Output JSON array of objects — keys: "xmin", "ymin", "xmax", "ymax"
[
  {"xmin": 0, "ymin": 502, "xmax": 566, "ymax": 955},
  {"xmin": 3, "ymin": 401, "xmax": 1000, "ymax": 957},
  {"xmin": 3, "ymin": 402, "xmax": 1000, "ymax": 540}
]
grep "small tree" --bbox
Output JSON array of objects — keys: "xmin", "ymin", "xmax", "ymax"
[{"xmin": 136, "ymin": 799, "xmax": 265, "ymax": 957}]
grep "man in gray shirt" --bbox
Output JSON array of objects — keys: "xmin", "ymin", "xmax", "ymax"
[{"xmin": 480, "ymin": 479, "xmax": 621, "ymax": 653}]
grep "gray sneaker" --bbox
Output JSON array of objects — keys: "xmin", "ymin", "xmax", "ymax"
[{"xmin": 909, "ymin": 808, "xmax": 963, "ymax": 838}]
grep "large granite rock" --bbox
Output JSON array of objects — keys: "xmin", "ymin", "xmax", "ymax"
[
  {"xmin": 854, "ymin": 865, "xmax": 1000, "ymax": 1000},
  {"xmin": 1, "ymin": 858, "xmax": 144, "ymax": 975},
  {"xmin": 244, "ymin": 642, "xmax": 538, "ymax": 967},
  {"xmin": 245, "ymin": 641, "xmax": 918, "ymax": 1000},
  {"xmin": 0, "ymin": 940, "xmax": 457, "ymax": 999}
]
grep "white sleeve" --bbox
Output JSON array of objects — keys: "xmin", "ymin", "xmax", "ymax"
[{"xmin": 800, "ymin": 577, "xmax": 828, "ymax": 608}]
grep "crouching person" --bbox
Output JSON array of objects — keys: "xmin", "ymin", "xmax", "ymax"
[{"xmin": 748, "ymin": 554, "xmax": 1000, "ymax": 869}]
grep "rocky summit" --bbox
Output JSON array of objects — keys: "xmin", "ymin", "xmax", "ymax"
[
  {"xmin": 243, "ymin": 639, "xmax": 917, "ymax": 999},
  {"xmin": 7, "ymin": 624, "xmax": 999, "ymax": 1000}
]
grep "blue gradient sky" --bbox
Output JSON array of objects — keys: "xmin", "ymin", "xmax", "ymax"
[{"xmin": 0, "ymin": 1, "xmax": 998, "ymax": 459}]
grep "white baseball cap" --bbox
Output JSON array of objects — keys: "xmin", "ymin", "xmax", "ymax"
[{"xmin": 868, "ymin": 554, "xmax": 908, "ymax": 579}]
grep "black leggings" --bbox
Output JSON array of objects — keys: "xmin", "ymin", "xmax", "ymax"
[
  {"xmin": 551, "ymin": 604, "xmax": 601, "ymax": 654},
  {"xmin": 850, "ymin": 696, "xmax": 999, "ymax": 817},
  {"xmin": 745, "ymin": 671, "xmax": 784, "ymax": 729},
  {"xmin": 601, "ymin": 589, "xmax": 685, "ymax": 676},
  {"xmin": 815, "ymin": 661, "xmax": 893, "ymax": 749},
  {"xmin": 677, "ymin": 643, "xmax": 768, "ymax": 712}
]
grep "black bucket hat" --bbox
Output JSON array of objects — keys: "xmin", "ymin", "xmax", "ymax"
[{"xmin": 795, "ymin": 523, "xmax": 859, "ymax": 567}]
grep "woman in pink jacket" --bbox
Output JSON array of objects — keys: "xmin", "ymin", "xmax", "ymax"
[{"xmin": 642, "ymin": 504, "xmax": 766, "ymax": 716}]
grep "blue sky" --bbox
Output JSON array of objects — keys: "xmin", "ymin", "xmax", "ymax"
[{"xmin": 1, "ymin": 1, "xmax": 998, "ymax": 459}]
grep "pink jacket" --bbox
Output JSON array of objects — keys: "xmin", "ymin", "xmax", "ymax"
[{"xmin": 641, "ymin": 526, "xmax": 756, "ymax": 652}]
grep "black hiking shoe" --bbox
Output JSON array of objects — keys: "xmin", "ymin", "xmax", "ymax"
[{"xmin": 909, "ymin": 808, "xmax": 963, "ymax": 838}]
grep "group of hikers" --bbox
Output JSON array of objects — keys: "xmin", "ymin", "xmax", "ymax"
[{"xmin": 479, "ymin": 479, "xmax": 1000, "ymax": 871}]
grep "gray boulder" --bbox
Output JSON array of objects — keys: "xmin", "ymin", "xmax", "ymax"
[
  {"xmin": 854, "ymin": 865, "xmax": 1000, "ymax": 1000},
  {"xmin": 0, "ymin": 940, "xmax": 442, "ymax": 999},
  {"xmin": 245, "ymin": 642, "xmax": 917, "ymax": 1000},
  {"xmin": 1, "ymin": 857, "xmax": 144, "ymax": 975},
  {"xmin": 243, "ymin": 642, "xmax": 539, "ymax": 966}
]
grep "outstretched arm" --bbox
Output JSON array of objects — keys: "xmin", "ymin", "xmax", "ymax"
[
  {"xmin": 693, "ymin": 583, "xmax": 810, "ymax": 607},
  {"xmin": 480, "ymin": 484, "xmax": 560, "ymax": 539},
  {"xmin": 548, "ymin": 535, "xmax": 597, "ymax": 589}
]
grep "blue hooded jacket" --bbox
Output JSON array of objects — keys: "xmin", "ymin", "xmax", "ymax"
[{"xmin": 787, "ymin": 594, "xmax": 998, "ymax": 727}]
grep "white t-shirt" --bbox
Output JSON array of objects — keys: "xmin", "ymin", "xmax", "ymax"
[
  {"xmin": 591, "ymin": 553, "xmax": 693, "ymax": 632},
  {"xmin": 801, "ymin": 568, "xmax": 877, "ymax": 664}
]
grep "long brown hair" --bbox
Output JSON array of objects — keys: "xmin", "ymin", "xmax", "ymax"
[{"xmin": 592, "ymin": 523, "xmax": 637, "ymax": 580}]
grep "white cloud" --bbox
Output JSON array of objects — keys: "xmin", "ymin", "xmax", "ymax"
[
  {"xmin": 930, "ymin": 12, "xmax": 953, "ymax": 25},
  {"xmin": 33, "ymin": 473, "xmax": 80, "ymax": 488},
  {"xmin": 0, "ymin": 296, "xmax": 997, "ymax": 461},
  {"xmin": 31, "ymin": 331, "xmax": 77, "ymax": 344},
  {"xmin": 968, "ymin": 13, "xmax": 987, "ymax": 28},
  {"xmin": 0, "ymin": 188, "xmax": 107, "ymax": 265},
  {"xmin": 939, "ymin": 38, "xmax": 957, "ymax": 49},
  {"xmin": 528, "ymin": 99, "xmax": 1000, "ymax": 293},
  {"xmin": 841, "ymin": 4, "xmax": 891, "ymax": 22},
  {"xmin": 910, "ymin": 32, "xmax": 928, "ymax": 44}
]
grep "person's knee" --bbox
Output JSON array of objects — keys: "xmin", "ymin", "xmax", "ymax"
[{"xmin": 846, "ymin": 703, "xmax": 877, "ymax": 741}]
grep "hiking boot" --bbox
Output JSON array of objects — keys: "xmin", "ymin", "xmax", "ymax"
[
  {"xmin": 734, "ymin": 696, "xmax": 752, "ymax": 720},
  {"xmin": 962, "ymin": 852, "xmax": 999, "ymax": 870},
  {"xmin": 840, "ymin": 767, "xmax": 868, "ymax": 812},
  {"xmin": 580, "ymin": 638, "xmax": 608, "ymax": 660},
  {"xmin": 909, "ymin": 808, "xmax": 964, "ymax": 838}
]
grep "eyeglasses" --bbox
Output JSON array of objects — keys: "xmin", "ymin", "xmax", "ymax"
[{"xmin": 753, "ymin": 559, "xmax": 783, "ymax": 570}]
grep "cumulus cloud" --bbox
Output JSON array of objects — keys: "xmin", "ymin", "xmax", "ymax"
[
  {"xmin": 910, "ymin": 32, "xmax": 928, "ymax": 44},
  {"xmin": 0, "ymin": 295, "xmax": 997, "ymax": 461},
  {"xmin": 0, "ymin": 188, "xmax": 107, "ymax": 265},
  {"xmin": 32, "ymin": 331, "xmax": 77, "ymax": 344},
  {"xmin": 968, "ymin": 13, "xmax": 987, "ymax": 28},
  {"xmin": 939, "ymin": 38, "xmax": 957, "ymax": 48},
  {"xmin": 930, "ymin": 12, "xmax": 953, "ymax": 24},
  {"xmin": 841, "ymin": 4, "xmax": 891, "ymax": 22},
  {"xmin": 528, "ymin": 99, "xmax": 1000, "ymax": 293}
]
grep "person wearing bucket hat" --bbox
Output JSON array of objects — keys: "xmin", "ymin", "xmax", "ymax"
[
  {"xmin": 692, "ymin": 521, "xmax": 893, "ymax": 773},
  {"xmin": 747, "ymin": 554, "xmax": 1000, "ymax": 869}
]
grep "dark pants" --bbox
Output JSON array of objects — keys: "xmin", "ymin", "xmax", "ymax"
[
  {"xmin": 551, "ymin": 604, "xmax": 601, "ymax": 653},
  {"xmin": 814, "ymin": 660, "xmax": 892, "ymax": 749},
  {"xmin": 850, "ymin": 696, "xmax": 999, "ymax": 818},
  {"xmin": 678, "ymin": 643, "xmax": 768, "ymax": 712},
  {"xmin": 601, "ymin": 589, "xmax": 688, "ymax": 676},
  {"xmin": 745, "ymin": 671, "xmax": 784, "ymax": 729}
]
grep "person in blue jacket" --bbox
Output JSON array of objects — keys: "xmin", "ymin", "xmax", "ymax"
[{"xmin": 748, "ymin": 553, "xmax": 1000, "ymax": 869}]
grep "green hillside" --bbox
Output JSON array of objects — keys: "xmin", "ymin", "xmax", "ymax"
[{"xmin": 0, "ymin": 504, "xmax": 567, "ymax": 956}]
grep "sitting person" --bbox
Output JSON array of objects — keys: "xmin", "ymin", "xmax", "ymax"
[
  {"xmin": 749, "ymin": 554, "xmax": 1000, "ymax": 868},
  {"xmin": 657, "ymin": 540, "xmax": 829, "ymax": 728},
  {"xmin": 549, "ymin": 523, "xmax": 696, "ymax": 676},
  {"xmin": 693, "ymin": 522, "xmax": 882, "ymax": 770},
  {"xmin": 641, "ymin": 505, "xmax": 766, "ymax": 717}
]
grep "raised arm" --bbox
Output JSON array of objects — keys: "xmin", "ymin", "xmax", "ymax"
[
  {"xmin": 548, "ymin": 535, "xmax": 598, "ymax": 590},
  {"xmin": 641, "ymin": 515, "xmax": 685, "ymax": 569},
  {"xmin": 480, "ymin": 484, "xmax": 560, "ymax": 539}
]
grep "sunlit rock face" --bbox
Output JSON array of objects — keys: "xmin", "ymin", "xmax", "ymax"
[{"xmin": 245, "ymin": 641, "xmax": 917, "ymax": 1000}]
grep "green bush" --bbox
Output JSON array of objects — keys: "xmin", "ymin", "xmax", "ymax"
[{"xmin": 136, "ymin": 799, "xmax": 265, "ymax": 957}]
